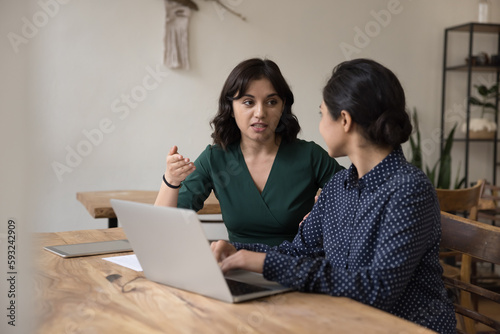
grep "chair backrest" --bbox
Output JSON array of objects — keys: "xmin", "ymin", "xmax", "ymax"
[
  {"xmin": 436, "ymin": 179, "xmax": 484, "ymax": 220},
  {"xmin": 477, "ymin": 180, "xmax": 500, "ymax": 222},
  {"xmin": 440, "ymin": 211, "xmax": 500, "ymax": 334}
]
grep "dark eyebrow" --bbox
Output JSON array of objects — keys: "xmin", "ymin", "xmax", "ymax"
[{"xmin": 241, "ymin": 93, "xmax": 279, "ymax": 98}]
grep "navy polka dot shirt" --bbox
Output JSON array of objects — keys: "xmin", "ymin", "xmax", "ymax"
[{"xmin": 234, "ymin": 147, "xmax": 456, "ymax": 333}]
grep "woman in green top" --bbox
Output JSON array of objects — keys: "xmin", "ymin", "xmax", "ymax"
[{"xmin": 155, "ymin": 58, "xmax": 343, "ymax": 246}]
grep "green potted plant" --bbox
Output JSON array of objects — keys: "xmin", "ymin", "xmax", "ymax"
[
  {"xmin": 425, "ymin": 123, "xmax": 465, "ymax": 189},
  {"xmin": 463, "ymin": 83, "xmax": 499, "ymax": 139},
  {"xmin": 409, "ymin": 108, "xmax": 464, "ymax": 189}
]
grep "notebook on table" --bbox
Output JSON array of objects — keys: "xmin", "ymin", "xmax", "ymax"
[{"xmin": 110, "ymin": 199, "xmax": 293, "ymax": 303}]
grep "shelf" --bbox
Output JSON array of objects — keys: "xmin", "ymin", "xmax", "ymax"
[
  {"xmin": 446, "ymin": 64, "xmax": 500, "ymax": 72},
  {"xmin": 454, "ymin": 138, "xmax": 499, "ymax": 142},
  {"xmin": 442, "ymin": 22, "xmax": 500, "ymax": 185},
  {"xmin": 447, "ymin": 22, "xmax": 500, "ymax": 34}
]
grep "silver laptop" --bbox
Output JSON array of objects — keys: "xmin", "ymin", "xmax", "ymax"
[{"xmin": 110, "ymin": 199, "xmax": 293, "ymax": 303}]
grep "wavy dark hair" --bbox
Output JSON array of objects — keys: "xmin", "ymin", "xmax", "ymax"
[
  {"xmin": 322, "ymin": 58, "xmax": 412, "ymax": 148},
  {"xmin": 210, "ymin": 58, "xmax": 300, "ymax": 149}
]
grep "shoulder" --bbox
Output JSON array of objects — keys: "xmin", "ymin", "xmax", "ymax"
[
  {"xmin": 195, "ymin": 143, "xmax": 240, "ymax": 169},
  {"xmin": 285, "ymin": 138, "xmax": 320, "ymax": 148},
  {"xmin": 282, "ymin": 139, "xmax": 329, "ymax": 154},
  {"xmin": 279, "ymin": 139, "xmax": 333, "ymax": 167},
  {"xmin": 372, "ymin": 148, "xmax": 433, "ymax": 192},
  {"xmin": 395, "ymin": 160, "xmax": 432, "ymax": 187},
  {"xmin": 198, "ymin": 143, "xmax": 236, "ymax": 157},
  {"xmin": 203, "ymin": 143, "xmax": 225, "ymax": 153},
  {"xmin": 324, "ymin": 168, "xmax": 349, "ymax": 189},
  {"xmin": 385, "ymin": 160, "xmax": 436, "ymax": 203},
  {"xmin": 383, "ymin": 162, "xmax": 440, "ymax": 230}
]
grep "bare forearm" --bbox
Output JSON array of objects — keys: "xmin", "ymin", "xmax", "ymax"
[{"xmin": 154, "ymin": 180, "xmax": 179, "ymax": 207}]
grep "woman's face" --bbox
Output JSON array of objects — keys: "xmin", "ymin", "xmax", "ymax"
[
  {"xmin": 232, "ymin": 78, "xmax": 284, "ymax": 146},
  {"xmin": 319, "ymin": 101, "xmax": 346, "ymax": 158}
]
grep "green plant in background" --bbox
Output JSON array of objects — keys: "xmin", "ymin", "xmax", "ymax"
[
  {"xmin": 425, "ymin": 123, "xmax": 465, "ymax": 189},
  {"xmin": 408, "ymin": 108, "xmax": 465, "ymax": 189},
  {"xmin": 469, "ymin": 83, "xmax": 499, "ymax": 118}
]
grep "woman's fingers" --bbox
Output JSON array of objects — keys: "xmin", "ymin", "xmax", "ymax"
[
  {"xmin": 165, "ymin": 146, "xmax": 195, "ymax": 183},
  {"xmin": 169, "ymin": 160, "xmax": 195, "ymax": 177},
  {"xmin": 219, "ymin": 250, "xmax": 265, "ymax": 274},
  {"xmin": 211, "ymin": 240, "xmax": 236, "ymax": 262},
  {"xmin": 169, "ymin": 145, "xmax": 178, "ymax": 155}
]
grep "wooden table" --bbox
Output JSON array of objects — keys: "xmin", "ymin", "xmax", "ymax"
[
  {"xmin": 76, "ymin": 190, "xmax": 221, "ymax": 228},
  {"xmin": 34, "ymin": 228, "xmax": 436, "ymax": 334}
]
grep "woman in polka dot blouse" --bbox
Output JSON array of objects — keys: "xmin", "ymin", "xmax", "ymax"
[{"xmin": 211, "ymin": 58, "xmax": 456, "ymax": 333}]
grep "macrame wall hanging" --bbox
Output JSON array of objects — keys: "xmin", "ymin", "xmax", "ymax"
[{"xmin": 163, "ymin": 0, "xmax": 245, "ymax": 70}]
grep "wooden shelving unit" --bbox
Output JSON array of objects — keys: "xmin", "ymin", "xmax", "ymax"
[{"xmin": 440, "ymin": 22, "xmax": 500, "ymax": 186}]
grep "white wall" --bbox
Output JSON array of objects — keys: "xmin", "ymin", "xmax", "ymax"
[{"xmin": 2, "ymin": 0, "xmax": 498, "ymax": 233}]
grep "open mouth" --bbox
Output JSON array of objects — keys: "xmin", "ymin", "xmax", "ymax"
[{"xmin": 251, "ymin": 124, "xmax": 268, "ymax": 132}]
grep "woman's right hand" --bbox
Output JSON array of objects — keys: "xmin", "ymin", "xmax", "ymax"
[
  {"xmin": 164, "ymin": 145, "xmax": 196, "ymax": 186},
  {"xmin": 210, "ymin": 240, "xmax": 237, "ymax": 263},
  {"xmin": 211, "ymin": 240, "xmax": 265, "ymax": 274}
]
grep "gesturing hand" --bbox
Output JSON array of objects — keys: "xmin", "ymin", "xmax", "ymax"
[{"xmin": 164, "ymin": 145, "xmax": 196, "ymax": 186}]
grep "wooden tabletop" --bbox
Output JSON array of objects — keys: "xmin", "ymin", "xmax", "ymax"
[
  {"xmin": 76, "ymin": 190, "xmax": 221, "ymax": 219},
  {"xmin": 34, "ymin": 229, "xmax": 436, "ymax": 334}
]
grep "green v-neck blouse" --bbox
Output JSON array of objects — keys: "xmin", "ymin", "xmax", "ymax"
[{"xmin": 177, "ymin": 139, "xmax": 343, "ymax": 246}]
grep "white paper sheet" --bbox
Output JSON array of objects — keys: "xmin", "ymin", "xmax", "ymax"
[{"xmin": 103, "ymin": 254, "xmax": 143, "ymax": 272}]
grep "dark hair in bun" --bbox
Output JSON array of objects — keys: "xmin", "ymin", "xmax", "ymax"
[{"xmin": 322, "ymin": 58, "xmax": 412, "ymax": 148}]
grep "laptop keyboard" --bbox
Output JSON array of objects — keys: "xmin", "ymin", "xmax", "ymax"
[{"xmin": 225, "ymin": 278, "xmax": 269, "ymax": 296}]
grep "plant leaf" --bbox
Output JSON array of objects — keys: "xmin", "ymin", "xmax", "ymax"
[
  {"xmin": 487, "ymin": 83, "xmax": 499, "ymax": 95},
  {"xmin": 476, "ymin": 85, "xmax": 488, "ymax": 96},
  {"xmin": 469, "ymin": 96, "xmax": 483, "ymax": 106},
  {"xmin": 484, "ymin": 102, "xmax": 497, "ymax": 110},
  {"xmin": 410, "ymin": 140, "xmax": 422, "ymax": 170},
  {"xmin": 436, "ymin": 123, "xmax": 457, "ymax": 189},
  {"xmin": 442, "ymin": 123, "xmax": 457, "ymax": 156},
  {"xmin": 437, "ymin": 154, "xmax": 451, "ymax": 189},
  {"xmin": 455, "ymin": 176, "xmax": 466, "ymax": 189},
  {"xmin": 426, "ymin": 162, "xmax": 438, "ymax": 188},
  {"xmin": 453, "ymin": 162, "xmax": 466, "ymax": 189}
]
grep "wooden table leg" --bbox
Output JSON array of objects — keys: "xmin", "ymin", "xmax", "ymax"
[{"xmin": 108, "ymin": 218, "xmax": 118, "ymax": 228}]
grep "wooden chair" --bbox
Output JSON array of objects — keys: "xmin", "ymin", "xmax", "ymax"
[
  {"xmin": 441, "ymin": 211, "xmax": 500, "ymax": 334},
  {"xmin": 436, "ymin": 180, "xmax": 485, "ymax": 331},
  {"xmin": 435, "ymin": 179, "xmax": 485, "ymax": 220},
  {"xmin": 435, "ymin": 180, "xmax": 484, "ymax": 267},
  {"xmin": 477, "ymin": 181, "xmax": 500, "ymax": 226}
]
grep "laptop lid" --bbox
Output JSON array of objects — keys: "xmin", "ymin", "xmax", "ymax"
[{"xmin": 110, "ymin": 199, "xmax": 291, "ymax": 303}]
